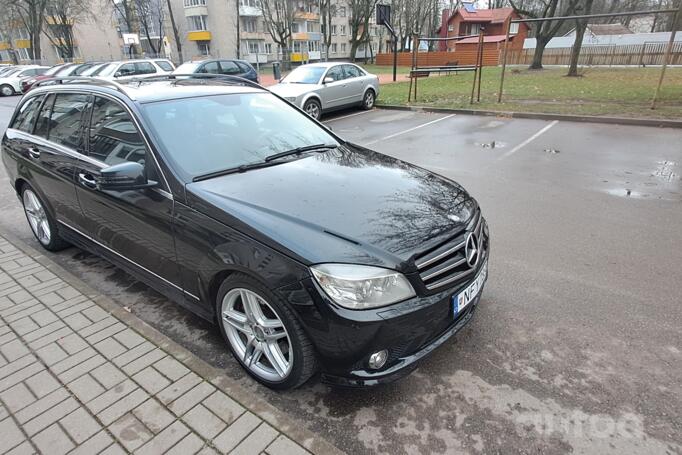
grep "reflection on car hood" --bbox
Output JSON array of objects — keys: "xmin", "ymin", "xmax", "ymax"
[
  {"xmin": 186, "ymin": 144, "xmax": 477, "ymax": 270},
  {"xmin": 268, "ymin": 83, "xmax": 320, "ymax": 98}
]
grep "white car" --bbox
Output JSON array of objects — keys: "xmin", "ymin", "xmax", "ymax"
[
  {"xmin": 0, "ymin": 66, "xmax": 49, "ymax": 96},
  {"xmin": 96, "ymin": 59, "xmax": 175, "ymax": 81},
  {"xmin": 269, "ymin": 62, "xmax": 380, "ymax": 120}
]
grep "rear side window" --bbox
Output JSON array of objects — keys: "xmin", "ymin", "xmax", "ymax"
[
  {"xmin": 11, "ymin": 95, "xmax": 44, "ymax": 133},
  {"xmin": 199, "ymin": 61, "xmax": 220, "ymax": 74},
  {"xmin": 34, "ymin": 94, "xmax": 55, "ymax": 138},
  {"xmin": 136, "ymin": 62, "xmax": 156, "ymax": 75},
  {"xmin": 88, "ymin": 96, "xmax": 147, "ymax": 166},
  {"xmin": 155, "ymin": 60, "xmax": 174, "ymax": 71},
  {"xmin": 219, "ymin": 61, "xmax": 241, "ymax": 75},
  {"xmin": 117, "ymin": 63, "xmax": 136, "ymax": 77},
  {"xmin": 236, "ymin": 61, "xmax": 252, "ymax": 73},
  {"xmin": 48, "ymin": 93, "xmax": 89, "ymax": 149},
  {"xmin": 343, "ymin": 65, "xmax": 361, "ymax": 78}
]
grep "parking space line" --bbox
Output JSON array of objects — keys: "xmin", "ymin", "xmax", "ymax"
[
  {"xmin": 324, "ymin": 110, "xmax": 374, "ymax": 123},
  {"xmin": 365, "ymin": 114, "xmax": 456, "ymax": 146},
  {"xmin": 498, "ymin": 120, "xmax": 559, "ymax": 161}
]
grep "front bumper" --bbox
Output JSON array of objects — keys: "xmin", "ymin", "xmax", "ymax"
[{"xmin": 280, "ymin": 262, "xmax": 487, "ymax": 387}]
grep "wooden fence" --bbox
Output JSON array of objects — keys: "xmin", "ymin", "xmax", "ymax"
[
  {"xmin": 375, "ymin": 44, "xmax": 502, "ymax": 67},
  {"xmin": 508, "ymin": 42, "xmax": 682, "ymax": 66}
]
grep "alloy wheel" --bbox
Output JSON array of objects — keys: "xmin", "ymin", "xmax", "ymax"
[
  {"xmin": 0, "ymin": 85, "xmax": 13, "ymax": 96},
  {"xmin": 305, "ymin": 102, "xmax": 320, "ymax": 119},
  {"xmin": 23, "ymin": 189, "xmax": 51, "ymax": 245},
  {"xmin": 221, "ymin": 288, "xmax": 293, "ymax": 381},
  {"xmin": 364, "ymin": 91, "xmax": 375, "ymax": 109}
]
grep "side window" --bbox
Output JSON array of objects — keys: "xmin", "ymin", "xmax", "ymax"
[
  {"xmin": 219, "ymin": 61, "xmax": 241, "ymax": 75},
  {"xmin": 236, "ymin": 61, "xmax": 252, "ymax": 73},
  {"xmin": 117, "ymin": 63, "xmax": 136, "ymax": 77},
  {"xmin": 325, "ymin": 66, "xmax": 344, "ymax": 82},
  {"xmin": 11, "ymin": 95, "xmax": 44, "ymax": 133},
  {"xmin": 155, "ymin": 60, "xmax": 174, "ymax": 72},
  {"xmin": 34, "ymin": 94, "xmax": 55, "ymax": 138},
  {"xmin": 344, "ymin": 65, "xmax": 361, "ymax": 78},
  {"xmin": 48, "ymin": 93, "xmax": 89, "ymax": 150},
  {"xmin": 88, "ymin": 97, "xmax": 147, "ymax": 168},
  {"xmin": 136, "ymin": 62, "xmax": 157, "ymax": 75},
  {"xmin": 199, "ymin": 61, "xmax": 220, "ymax": 74}
]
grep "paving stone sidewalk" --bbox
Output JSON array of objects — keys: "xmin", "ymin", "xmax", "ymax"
[{"xmin": 0, "ymin": 232, "xmax": 339, "ymax": 455}]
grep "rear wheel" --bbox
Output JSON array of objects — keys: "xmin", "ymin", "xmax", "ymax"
[
  {"xmin": 362, "ymin": 89, "xmax": 375, "ymax": 110},
  {"xmin": 0, "ymin": 84, "xmax": 15, "ymax": 96},
  {"xmin": 216, "ymin": 273, "xmax": 317, "ymax": 389},
  {"xmin": 21, "ymin": 184, "xmax": 69, "ymax": 251},
  {"xmin": 303, "ymin": 98, "xmax": 322, "ymax": 120}
]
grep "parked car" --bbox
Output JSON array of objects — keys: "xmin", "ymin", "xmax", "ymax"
[
  {"xmin": 173, "ymin": 59, "xmax": 258, "ymax": 83},
  {"xmin": 1, "ymin": 75, "xmax": 489, "ymax": 389},
  {"xmin": 97, "ymin": 59, "xmax": 175, "ymax": 80},
  {"xmin": 80, "ymin": 62, "xmax": 115, "ymax": 77},
  {"xmin": 0, "ymin": 66, "xmax": 49, "ymax": 96},
  {"xmin": 21, "ymin": 62, "xmax": 105, "ymax": 93},
  {"xmin": 269, "ymin": 62, "xmax": 379, "ymax": 120}
]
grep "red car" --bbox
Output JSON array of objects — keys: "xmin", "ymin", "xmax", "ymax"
[{"xmin": 21, "ymin": 63, "xmax": 100, "ymax": 93}]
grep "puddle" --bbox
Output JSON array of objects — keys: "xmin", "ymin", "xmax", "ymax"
[{"xmin": 476, "ymin": 141, "xmax": 507, "ymax": 149}]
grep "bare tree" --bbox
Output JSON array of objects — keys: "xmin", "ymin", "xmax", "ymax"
[
  {"xmin": 136, "ymin": 0, "xmax": 164, "ymax": 55},
  {"xmin": 566, "ymin": 0, "xmax": 593, "ymax": 76},
  {"xmin": 12, "ymin": 0, "xmax": 50, "ymax": 61},
  {"xmin": 109, "ymin": 0, "xmax": 140, "ymax": 56},
  {"xmin": 320, "ymin": 0, "xmax": 336, "ymax": 60},
  {"xmin": 260, "ymin": 0, "xmax": 296, "ymax": 69},
  {"xmin": 348, "ymin": 0, "xmax": 378, "ymax": 60},
  {"xmin": 0, "ymin": 1, "xmax": 20, "ymax": 64},
  {"xmin": 42, "ymin": 0, "xmax": 94, "ymax": 60},
  {"xmin": 510, "ymin": 0, "xmax": 580, "ymax": 69},
  {"xmin": 165, "ymin": 0, "xmax": 183, "ymax": 62}
]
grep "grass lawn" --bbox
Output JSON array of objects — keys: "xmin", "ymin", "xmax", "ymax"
[{"xmin": 375, "ymin": 66, "xmax": 682, "ymax": 120}]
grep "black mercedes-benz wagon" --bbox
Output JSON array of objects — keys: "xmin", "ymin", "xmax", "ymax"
[{"xmin": 1, "ymin": 75, "xmax": 489, "ymax": 389}]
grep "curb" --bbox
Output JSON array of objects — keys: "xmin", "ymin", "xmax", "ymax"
[
  {"xmin": 376, "ymin": 104, "xmax": 682, "ymax": 129},
  {"xmin": 0, "ymin": 227, "xmax": 345, "ymax": 455}
]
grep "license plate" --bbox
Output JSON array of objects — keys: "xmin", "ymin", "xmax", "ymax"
[{"xmin": 453, "ymin": 261, "xmax": 487, "ymax": 316}]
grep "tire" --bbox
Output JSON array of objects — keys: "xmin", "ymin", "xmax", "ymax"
[
  {"xmin": 303, "ymin": 98, "xmax": 322, "ymax": 120},
  {"xmin": 216, "ymin": 273, "xmax": 317, "ymax": 389},
  {"xmin": 20, "ymin": 183, "xmax": 69, "ymax": 251},
  {"xmin": 0, "ymin": 84, "xmax": 15, "ymax": 97},
  {"xmin": 362, "ymin": 89, "xmax": 376, "ymax": 110}
]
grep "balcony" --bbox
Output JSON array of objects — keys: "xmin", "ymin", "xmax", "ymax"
[
  {"xmin": 294, "ymin": 11, "xmax": 319, "ymax": 21},
  {"xmin": 15, "ymin": 40, "xmax": 31, "ymax": 49},
  {"xmin": 0, "ymin": 42, "xmax": 10, "ymax": 51},
  {"xmin": 292, "ymin": 32, "xmax": 322, "ymax": 41},
  {"xmin": 188, "ymin": 31, "xmax": 212, "ymax": 41},
  {"xmin": 239, "ymin": 5, "xmax": 261, "ymax": 16}
]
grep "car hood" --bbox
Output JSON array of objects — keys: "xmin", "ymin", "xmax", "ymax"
[
  {"xmin": 186, "ymin": 144, "xmax": 477, "ymax": 271},
  {"xmin": 268, "ymin": 83, "xmax": 320, "ymax": 98}
]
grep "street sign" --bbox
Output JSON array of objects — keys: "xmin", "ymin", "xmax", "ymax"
[{"xmin": 376, "ymin": 4, "xmax": 391, "ymax": 26}]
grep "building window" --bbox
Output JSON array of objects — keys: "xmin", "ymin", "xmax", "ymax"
[
  {"xmin": 292, "ymin": 22, "xmax": 300, "ymax": 33},
  {"xmin": 331, "ymin": 25, "xmax": 337, "ymax": 35},
  {"xmin": 198, "ymin": 42, "xmax": 210, "ymax": 55},
  {"xmin": 510, "ymin": 22, "xmax": 519, "ymax": 35},
  {"xmin": 341, "ymin": 43, "xmax": 346, "ymax": 53},
  {"xmin": 187, "ymin": 15, "xmax": 208, "ymax": 31},
  {"xmin": 469, "ymin": 23, "xmax": 480, "ymax": 35},
  {"xmin": 338, "ymin": 6, "xmax": 346, "ymax": 17},
  {"xmin": 15, "ymin": 28, "xmax": 30, "ymax": 40},
  {"xmin": 243, "ymin": 17, "xmax": 257, "ymax": 32},
  {"xmin": 448, "ymin": 25, "xmax": 453, "ymax": 32},
  {"xmin": 248, "ymin": 41, "xmax": 259, "ymax": 53},
  {"xmin": 340, "ymin": 25, "xmax": 346, "ymax": 36},
  {"xmin": 239, "ymin": 0, "xmax": 257, "ymax": 6},
  {"xmin": 184, "ymin": 0, "xmax": 206, "ymax": 6},
  {"xmin": 16, "ymin": 48, "xmax": 31, "ymax": 60},
  {"xmin": 331, "ymin": 43, "xmax": 337, "ymax": 53}
]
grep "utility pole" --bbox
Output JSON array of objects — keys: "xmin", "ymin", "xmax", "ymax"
[{"xmin": 236, "ymin": 0, "xmax": 241, "ymax": 58}]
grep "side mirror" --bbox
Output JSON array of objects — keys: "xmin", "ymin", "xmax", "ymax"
[
  {"xmin": 98, "ymin": 162, "xmax": 157, "ymax": 191},
  {"xmin": 323, "ymin": 76, "xmax": 334, "ymax": 84},
  {"xmin": 114, "ymin": 71, "xmax": 122, "ymax": 78}
]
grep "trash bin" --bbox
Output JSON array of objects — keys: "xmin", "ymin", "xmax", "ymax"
[{"xmin": 272, "ymin": 62, "xmax": 281, "ymax": 81}]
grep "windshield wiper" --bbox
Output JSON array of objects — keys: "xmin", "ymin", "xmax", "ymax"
[
  {"xmin": 192, "ymin": 161, "xmax": 280, "ymax": 182},
  {"xmin": 264, "ymin": 144, "xmax": 337, "ymax": 162}
]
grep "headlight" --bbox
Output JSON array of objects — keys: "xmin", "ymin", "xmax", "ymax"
[{"xmin": 310, "ymin": 264, "xmax": 415, "ymax": 309}]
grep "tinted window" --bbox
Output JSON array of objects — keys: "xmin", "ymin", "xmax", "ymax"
[
  {"xmin": 155, "ymin": 60, "xmax": 174, "ymax": 71},
  {"xmin": 34, "ymin": 95, "xmax": 55, "ymax": 138},
  {"xmin": 343, "ymin": 65, "xmax": 361, "ymax": 78},
  {"xmin": 136, "ymin": 62, "xmax": 156, "ymax": 75},
  {"xmin": 199, "ymin": 61, "xmax": 220, "ymax": 74},
  {"xmin": 141, "ymin": 93, "xmax": 339, "ymax": 179},
  {"xmin": 326, "ymin": 66, "xmax": 344, "ymax": 82},
  {"xmin": 48, "ymin": 93, "xmax": 89, "ymax": 149},
  {"xmin": 219, "ymin": 61, "xmax": 241, "ymax": 75},
  {"xmin": 88, "ymin": 97, "xmax": 147, "ymax": 167},
  {"xmin": 236, "ymin": 61, "xmax": 252, "ymax": 73},
  {"xmin": 117, "ymin": 63, "xmax": 136, "ymax": 77},
  {"xmin": 11, "ymin": 95, "xmax": 44, "ymax": 133}
]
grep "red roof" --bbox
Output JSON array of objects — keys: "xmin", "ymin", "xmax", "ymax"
[
  {"xmin": 456, "ymin": 35, "xmax": 510, "ymax": 44},
  {"xmin": 454, "ymin": 7, "xmax": 515, "ymax": 24}
]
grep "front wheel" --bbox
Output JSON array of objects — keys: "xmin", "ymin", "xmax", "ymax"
[
  {"xmin": 0, "ymin": 84, "xmax": 15, "ymax": 96},
  {"xmin": 303, "ymin": 98, "xmax": 322, "ymax": 120},
  {"xmin": 216, "ymin": 273, "xmax": 317, "ymax": 389},
  {"xmin": 362, "ymin": 89, "xmax": 376, "ymax": 110}
]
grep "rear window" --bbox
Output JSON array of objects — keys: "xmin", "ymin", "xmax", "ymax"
[
  {"xmin": 219, "ymin": 61, "xmax": 241, "ymax": 75},
  {"xmin": 155, "ymin": 60, "xmax": 174, "ymax": 71},
  {"xmin": 46, "ymin": 93, "xmax": 90, "ymax": 149},
  {"xmin": 11, "ymin": 95, "xmax": 44, "ymax": 133}
]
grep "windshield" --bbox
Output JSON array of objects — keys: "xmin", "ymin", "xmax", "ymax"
[
  {"xmin": 141, "ymin": 92, "xmax": 339, "ymax": 180},
  {"xmin": 89, "ymin": 63, "xmax": 114, "ymax": 76},
  {"xmin": 45, "ymin": 65, "xmax": 65, "ymax": 76},
  {"xmin": 281, "ymin": 66, "xmax": 326, "ymax": 84},
  {"xmin": 2, "ymin": 69, "xmax": 20, "ymax": 78}
]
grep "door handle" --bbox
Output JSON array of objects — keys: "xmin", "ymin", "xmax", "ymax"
[
  {"xmin": 78, "ymin": 173, "xmax": 97, "ymax": 189},
  {"xmin": 27, "ymin": 147, "xmax": 40, "ymax": 159}
]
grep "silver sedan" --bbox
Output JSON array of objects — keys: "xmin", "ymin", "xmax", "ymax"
[{"xmin": 269, "ymin": 62, "xmax": 380, "ymax": 120}]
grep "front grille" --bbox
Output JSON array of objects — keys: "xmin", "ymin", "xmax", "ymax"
[{"xmin": 415, "ymin": 209, "xmax": 486, "ymax": 291}]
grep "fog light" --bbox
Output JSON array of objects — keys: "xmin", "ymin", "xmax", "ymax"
[{"xmin": 368, "ymin": 350, "xmax": 388, "ymax": 370}]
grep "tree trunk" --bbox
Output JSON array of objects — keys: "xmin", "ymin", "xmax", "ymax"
[
  {"xmin": 529, "ymin": 35, "xmax": 550, "ymax": 70},
  {"xmin": 567, "ymin": 20, "xmax": 587, "ymax": 76},
  {"xmin": 165, "ymin": 0, "xmax": 183, "ymax": 63}
]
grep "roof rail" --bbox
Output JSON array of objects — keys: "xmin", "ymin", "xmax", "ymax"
[
  {"xmin": 127, "ymin": 73, "xmax": 264, "ymax": 90},
  {"xmin": 32, "ymin": 76, "xmax": 128, "ymax": 94}
]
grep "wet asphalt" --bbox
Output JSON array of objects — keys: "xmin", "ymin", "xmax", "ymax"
[{"xmin": 1, "ymin": 95, "xmax": 681, "ymax": 454}]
